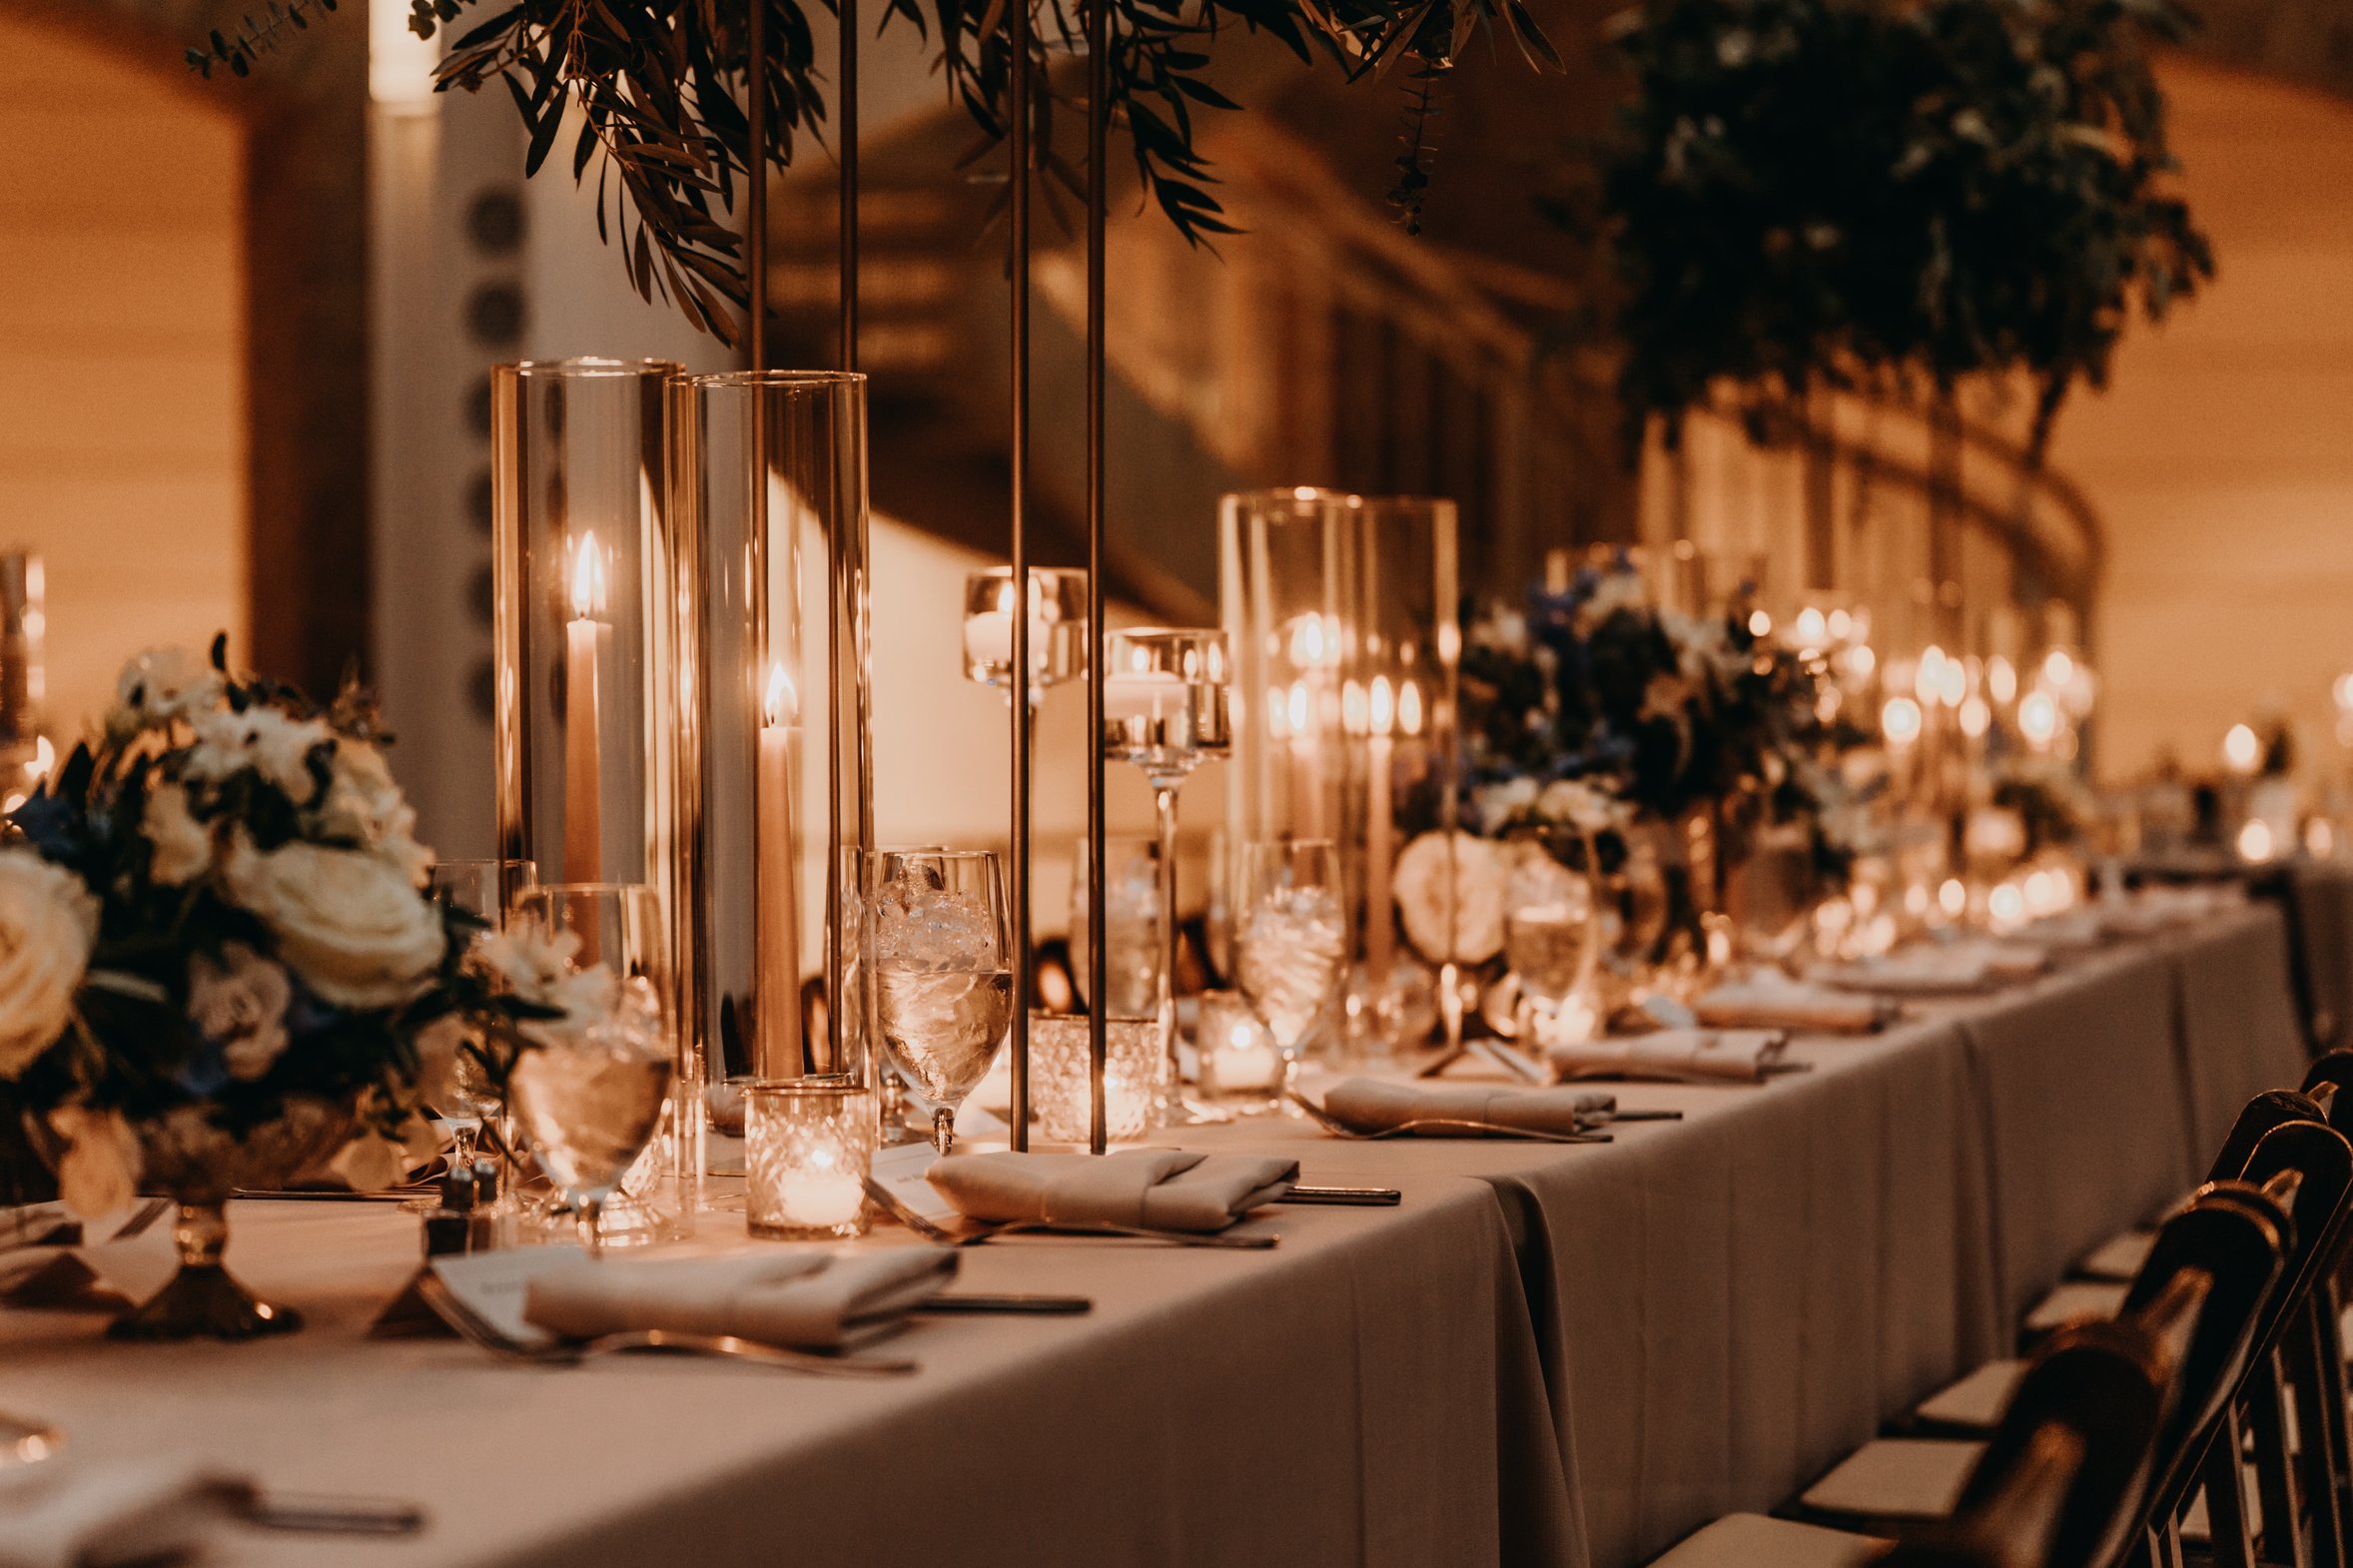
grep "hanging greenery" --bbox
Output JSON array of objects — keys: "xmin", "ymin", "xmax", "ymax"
[
  {"xmin": 1594, "ymin": 0, "xmax": 2212, "ymax": 456},
  {"xmin": 193, "ymin": 0, "xmax": 1557, "ymax": 343}
]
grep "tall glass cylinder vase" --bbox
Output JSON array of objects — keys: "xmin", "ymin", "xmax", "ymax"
[
  {"xmin": 671, "ymin": 372, "xmax": 874, "ymax": 1141},
  {"xmin": 1217, "ymin": 489, "xmax": 1459, "ymax": 1058},
  {"xmin": 491, "ymin": 357, "xmax": 696, "ymax": 1226}
]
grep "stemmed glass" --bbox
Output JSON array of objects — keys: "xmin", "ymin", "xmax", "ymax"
[
  {"xmin": 962, "ymin": 567, "xmax": 1089, "ymax": 708},
  {"xmin": 1102, "ymin": 628, "xmax": 1231, "ymax": 1123},
  {"xmin": 405, "ymin": 858, "xmax": 537, "ymax": 1214},
  {"xmin": 1069, "ymin": 834, "xmax": 1164, "ymax": 1021},
  {"xmin": 1502, "ymin": 842, "xmax": 1600, "ymax": 1047},
  {"xmin": 1235, "ymin": 840, "xmax": 1349, "ymax": 1063},
  {"xmin": 865, "ymin": 849, "xmax": 1015, "ymax": 1156},
  {"xmin": 505, "ymin": 884, "xmax": 676, "ymax": 1256}
]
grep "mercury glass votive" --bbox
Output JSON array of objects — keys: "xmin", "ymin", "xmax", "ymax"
[
  {"xmin": 746, "ymin": 1082, "xmax": 877, "ymax": 1239},
  {"xmin": 1029, "ymin": 1014, "xmax": 1157, "ymax": 1145}
]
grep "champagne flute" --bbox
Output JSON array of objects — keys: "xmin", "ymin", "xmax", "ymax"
[
  {"xmin": 1503, "ymin": 841, "xmax": 1600, "ymax": 1046},
  {"xmin": 1235, "ymin": 840, "xmax": 1348, "ymax": 1057},
  {"xmin": 865, "ymin": 849, "xmax": 1014, "ymax": 1156},
  {"xmin": 1102, "ymin": 628, "xmax": 1231, "ymax": 1123},
  {"xmin": 506, "ymin": 884, "xmax": 675, "ymax": 1256},
  {"xmin": 404, "ymin": 859, "xmax": 536, "ymax": 1213}
]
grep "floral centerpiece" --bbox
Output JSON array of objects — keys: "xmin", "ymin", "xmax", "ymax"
[
  {"xmin": 1401, "ymin": 559, "xmax": 1867, "ymax": 987},
  {"xmin": 0, "ymin": 642, "xmax": 582, "ymax": 1339}
]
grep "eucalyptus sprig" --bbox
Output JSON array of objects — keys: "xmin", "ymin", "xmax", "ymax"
[
  {"xmin": 194, "ymin": 0, "xmax": 1557, "ymax": 342},
  {"xmin": 184, "ymin": 0, "xmax": 342, "ymax": 78}
]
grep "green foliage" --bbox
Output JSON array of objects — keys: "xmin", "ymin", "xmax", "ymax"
[
  {"xmin": 184, "ymin": 0, "xmax": 342, "ymax": 78},
  {"xmin": 1597, "ymin": 0, "xmax": 2212, "ymax": 457},
  {"xmin": 197, "ymin": 0, "xmax": 1553, "ymax": 341}
]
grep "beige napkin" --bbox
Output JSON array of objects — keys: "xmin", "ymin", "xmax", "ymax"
[
  {"xmin": 1692, "ymin": 975, "xmax": 1891, "ymax": 1035},
  {"xmin": 1547, "ymin": 1028, "xmax": 1789, "ymax": 1084},
  {"xmin": 2024, "ymin": 910, "xmax": 2106, "ymax": 951},
  {"xmin": 1820, "ymin": 949, "xmax": 1994, "ymax": 996},
  {"xmin": 523, "ymin": 1246, "xmax": 957, "ymax": 1350},
  {"xmin": 1318, "ymin": 1077, "xmax": 1616, "ymax": 1136},
  {"xmin": 927, "ymin": 1149, "xmax": 1296, "ymax": 1233},
  {"xmin": 0, "ymin": 1459, "xmax": 245, "ymax": 1568}
]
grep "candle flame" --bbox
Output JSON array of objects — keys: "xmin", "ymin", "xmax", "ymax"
[
  {"xmin": 569, "ymin": 535, "xmax": 605, "ymax": 619},
  {"xmin": 1396, "ymin": 679, "xmax": 1423, "ymax": 737},
  {"xmin": 995, "ymin": 578, "xmax": 1016, "ymax": 617},
  {"xmin": 764, "ymin": 662, "xmax": 796, "ymax": 727},
  {"xmin": 1368, "ymin": 674, "xmax": 1395, "ymax": 737}
]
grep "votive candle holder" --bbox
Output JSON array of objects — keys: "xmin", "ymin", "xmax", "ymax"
[
  {"xmin": 1030, "ymin": 1014, "xmax": 1157, "ymax": 1145},
  {"xmin": 746, "ymin": 1081, "xmax": 877, "ymax": 1240}
]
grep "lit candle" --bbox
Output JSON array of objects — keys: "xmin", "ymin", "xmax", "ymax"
[
  {"xmin": 963, "ymin": 578, "xmax": 1021, "ymax": 672},
  {"xmin": 1286, "ymin": 680, "xmax": 1322, "ymax": 837},
  {"xmin": 1102, "ymin": 667, "xmax": 1185, "ymax": 722},
  {"xmin": 756, "ymin": 662, "xmax": 804, "ymax": 1079},
  {"xmin": 1204, "ymin": 1019, "xmax": 1281, "ymax": 1094},
  {"xmin": 1364, "ymin": 674, "xmax": 1397, "ymax": 986},
  {"xmin": 563, "ymin": 534, "xmax": 606, "ymax": 884},
  {"xmin": 776, "ymin": 1162, "xmax": 866, "ymax": 1228}
]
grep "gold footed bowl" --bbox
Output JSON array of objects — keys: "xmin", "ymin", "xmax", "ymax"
[{"xmin": 103, "ymin": 1098, "xmax": 355, "ymax": 1341}]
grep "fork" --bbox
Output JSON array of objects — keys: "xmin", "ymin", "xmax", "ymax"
[
  {"xmin": 1284, "ymin": 1090, "xmax": 1615, "ymax": 1143},
  {"xmin": 864, "ymin": 1180, "xmax": 1277, "ymax": 1249},
  {"xmin": 414, "ymin": 1273, "xmax": 918, "ymax": 1378}
]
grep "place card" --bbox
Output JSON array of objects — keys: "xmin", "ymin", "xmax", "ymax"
[
  {"xmin": 867, "ymin": 1143, "xmax": 963, "ymax": 1232},
  {"xmin": 428, "ymin": 1245, "xmax": 591, "ymax": 1348}
]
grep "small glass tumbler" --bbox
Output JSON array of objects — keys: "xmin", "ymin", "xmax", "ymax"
[
  {"xmin": 1029, "ymin": 1014, "xmax": 1158, "ymax": 1145},
  {"xmin": 1194, "ymin": 989, "xmax": 1291, "ymax": 1112},
  {"xmin": 746, "ymin": 1082, "xmax": 877, "ymax": 1240}
]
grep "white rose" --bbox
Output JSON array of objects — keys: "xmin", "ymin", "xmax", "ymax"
[
  {"xmin": 1390, "ymin": 831, "xmax": 1506, "ymax": 965},
  {"xmin": 108, "ymin": 647, "xmax": 223, "ymax": 735},
  {"xmin": 143, "ymin": 781, "xmax": 213, "ymax": 886},
  {"xmin": 473, "ymin": 925, "xmax": 616, "ymax": 1043},
  {"xmin": 0, "ymin": 851, "xmax": 97, "ymax": 1078},
  {"xmin": 1476, "ymin": 777, "xmax": 1539, "ymax": 834},
  {"xmin": 221, "ymin": 835, "xmax": 447, "ymax": 1009},
  {"xmin": 314, "ymin": 740, "xmax": 430, "ymax": 883},
  {"xmin": 49, "ymin": 1106, "xmax": 139, "ymax": 1218},
  {"xmin": 184, "ymin": 707, "xmax": 334, "ymax": 806},
  {"xmin": 187, "ymin": 942, "xmax": 293, "ymax": 1081},
  {"xmin": 1538, "ymin": 778, "xmax": 1627, "ymax": 835}
]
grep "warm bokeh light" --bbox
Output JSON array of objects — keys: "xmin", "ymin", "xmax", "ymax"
[
  {"xmin": 1881, "ymin": 695, "xmax": 1924, "ymax": 747},
  {"xmin": 2017, "ymin": 691, "xmax": 2060, "ymax": 747},
  {"xmin": 2222, "ymin": 723, "xmax": 2260, "ymax": 775},
  {"xmin": 1958, "ymin": 695, "xmax": 1990, "ymax": 739},
  {"xmin": 2237, "ymin": 818, "xmax": 2276, "ymax": 862}
]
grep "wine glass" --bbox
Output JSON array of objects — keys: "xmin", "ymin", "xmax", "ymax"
[
  {"xmin": 1102, "ymin": 628, "xmax": 1231, "ymax": 1121},
  {"xmin": 865, "ymin": 849, "xmax": 1015, "ymax": 1156},
  {"xmin": 505, "ymin": 884, "xmax": 676, "ymax": 1256},
  {"xmin": 400, "ymin": 859, "xmax": 537, "ymax": 1214},
  {"xmin": 1068, "ymin": 834, "xmax": 1163, "ymax": 1020},
  {"xmin": 962, "ymin": 567, "xmax": 1089, "ymax": 708},
  {"xmin": 1235, "ymin": 840, "xmax": 1348, "ymax": 1060},
  {"xmin": 1502, "ymin": 842, "xmax": 1600, "ymax": 1046}
]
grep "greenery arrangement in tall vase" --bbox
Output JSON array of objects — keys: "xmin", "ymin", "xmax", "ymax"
[
  {"xmin": 190, "ymin": 0, "xmax": 1565, "ymax": 341},
  {"xmin": 1578, "ymin": 0, "xmax": 2213, "ymax": 457}
]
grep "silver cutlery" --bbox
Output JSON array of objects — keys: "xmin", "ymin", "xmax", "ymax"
[
  {"xmin": 414, "ymin": 1272, "xmax": 918, "ymax": 1378},
  {"xmin": 240, "ymin": 1491, "xmax": 426, "ymax": 1535},
  {"xmin": 1274, "ymin": 1185, "xmax": 1401, "ymax": 1206},
  {"xmin": 914, "ymin": 1293, "xmax": 1093, "ymax": 1315},
  {"xmin": 1284, "ymin": 1090, "xmax": 1614, "ymax": 1143}
]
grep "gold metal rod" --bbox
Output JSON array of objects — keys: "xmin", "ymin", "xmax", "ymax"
[
  {"xmin": 1007, "ymin": 0, "xmax": 1034, "ymax": 1149},
  {"xmin": 1085, "ymin": 0, "xmax": 1108, "ymax": 1156}
]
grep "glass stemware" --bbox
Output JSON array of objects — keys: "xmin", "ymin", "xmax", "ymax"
[
  {"xmin": 404, "ymin": 859, "xmax": 537, "ymax": 1214},
  {"xmin": 1069, "ymin": 834, "xmax": 1164, "ymax": 1021},
  {"xmin": 1102, "ymin": 628, "xmax": 1231, "ymax": 1123},
  {"xmin": 505, "ymin": 884, "xmax": 676, "ymax": 1256},
  {"xmin": 1502, "ymin": 842, "xmax": 1600, "ymax": 1046},
  {"xmin": 1235, "ymin": 839, "xmax": 1348, "ymax": 1061},
  {"xmin": 865, "ymin": 849, "xmax": 1015, "ymax": 1155},
  {"xmin": 962, "ymin": 567, "xmax": 1089, "ymax": 707}
]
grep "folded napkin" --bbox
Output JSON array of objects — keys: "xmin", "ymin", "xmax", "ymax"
[
  {"xmin": 2024, "ymin": 910, "xmax": 2107, "ymax": 951},
  {"xmin": 1317, "ymin": 1077, "xmax": 1616, "ymax": 1137},
  {"xmin": 0, "ymin": 1459, "xmax": 245, "ymax": 1568},
  {"xmin": 1692, "ymin": 975, "xmax": 1891, "ymax": 1035},
  {"xmin": 1547, "ymin": 1028, "xmax": 1790, "ymax": 1085},
  {"xmin": 927, "ymin": 1149, "xmax": 1296, "ymax": 1233},
  {"xmin": 523, "ymin": 1247, "xmax": 957, "ymax": 1350}
]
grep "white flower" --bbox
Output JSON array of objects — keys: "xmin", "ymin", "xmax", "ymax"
[
  {"xmin": 325, "ymin": 1131, "xmax": 413, "ymax": 1192},
  {"xmin": 108, "ymin": 647, "xmax": 224, "ymax": 734},
  {"xmin": 49, "ymin": 1106, "xmax": 139, "ymax": 1218},
  {"xmin": 184, "ymin": 707, "xmax": 335, "ymax": 806},
  {"xmin": 1537, "ymin": 778, "xmax": 1627, "ymax": 835},
  {"xmin": 1580, "ymin": 568, "xmax": 1650, "ymax": 626},
  {"xmin": 1389, "ymin": 831, "xmax": 1506, "ymax": 965},
  {"xmin": 473, "ymin": 925, "xmax": 616, "ymax": 1043},
  {"xmin": 142, "ymin": 781, "xmax": 212, "ymax": 886},
  {"xmin": 1476, "ymin": 776, "xmax": 1540, "ymax": 833},
  {"xmin": 220, "ymin": 835, "xmax": 446, "ymax": 1010},
  {"xmin": 187, "ymin": 942, "xmax": 293, "ymax": 1082},
  {"xmin": 313, "ymin": 739, "xmax": 429, "ymax": 883},
  {"xmin": 0, "ymin": 851, "xmax": 97, "ymax": 1078}
]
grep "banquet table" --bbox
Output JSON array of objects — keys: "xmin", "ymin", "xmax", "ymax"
[{"xmin": 0, "ymin": 900, "xmax": 2314, "ymax": 1568}]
